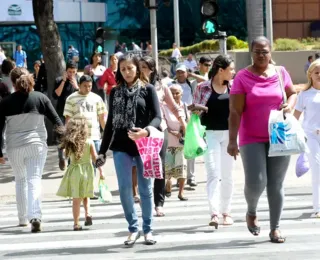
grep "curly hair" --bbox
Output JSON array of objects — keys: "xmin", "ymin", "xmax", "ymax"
[{"xmin": 60, "ymin": 118, "xmax": 88, "ymax": 161}]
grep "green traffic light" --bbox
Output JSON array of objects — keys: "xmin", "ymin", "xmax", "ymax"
[
  {"xmin": 203, "ymin": 19, "xmax": 217, "ymax": 35},
  {"xmin": 205, "ymin": 20, "xmax": 215, "ymax": 33}
]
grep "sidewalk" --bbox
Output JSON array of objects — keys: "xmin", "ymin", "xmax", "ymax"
[{"xmin": 0, "ymin": 147, "xmax": 311, "ymax": 203}]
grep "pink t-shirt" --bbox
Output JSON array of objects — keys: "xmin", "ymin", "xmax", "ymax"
[{"xmin": 230, "ymin": 66, "xmax": 293, "ymax": 146}]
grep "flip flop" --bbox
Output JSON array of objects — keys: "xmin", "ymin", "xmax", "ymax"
[{"xmin": 155, "ymin": 207, "xmax": 165, "ymax": 217}]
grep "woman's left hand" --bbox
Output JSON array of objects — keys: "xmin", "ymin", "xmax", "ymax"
[
  {"xmin": 280, "ymin": 103, "xmax": 293, "ymax": 113},
  {"xmin": 128, "ymin": 127, "xmax": 149, "ymax": 141}
]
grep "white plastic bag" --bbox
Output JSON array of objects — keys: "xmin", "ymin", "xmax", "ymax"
[{"xmin": 268, "ymin": 110, "xmax": 307, "ymax": 157}]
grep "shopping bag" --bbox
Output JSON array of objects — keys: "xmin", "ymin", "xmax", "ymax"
[
  {"xmin": 135, "ymin": 126, "xmax": 164, "ymax": 179},
  {"xmin": 268, "ymin": 110, "xmax": 307, "ymax": 157},
  {"xmin": 99, "ymin": 179, "xmax": 112, "ymax": 203},
  {"xmin": 296, "ymin": 152, "xmax": 310, "ymax": 178},
  {"xmin": 184, "ymin": 114, "xmax": 207, "ymax": 159}
]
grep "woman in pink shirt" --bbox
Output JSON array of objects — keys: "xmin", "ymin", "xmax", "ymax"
[{"xmin": 228, "ymin": 36, "xmax": 297, "ymax": 243}]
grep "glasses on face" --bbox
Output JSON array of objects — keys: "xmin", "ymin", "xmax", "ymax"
[{"xmin": 253, "ymin": 50, "xmax": 270, "ymax": 56}]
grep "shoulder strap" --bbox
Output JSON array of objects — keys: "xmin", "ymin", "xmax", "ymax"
[
  {"xmin": 183, "ymin": 103, "xmax": 189, "ymax": 122},
  {"xmin": 275, "ymin": 66, "xmax": 287, "ymax": 104}
]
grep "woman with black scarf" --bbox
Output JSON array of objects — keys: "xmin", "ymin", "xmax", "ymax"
[{"xmin": 96, "ymin": 54, "xmax": 161, "ymax": 246}]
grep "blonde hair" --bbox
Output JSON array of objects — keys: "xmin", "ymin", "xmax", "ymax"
[
  {"xmin": 305, "ymin": 59, "xmax": 320, "ymax": 91},
  {"xmin": 60, "ymin": 118, "xmax": 88, "ymax": 161}
]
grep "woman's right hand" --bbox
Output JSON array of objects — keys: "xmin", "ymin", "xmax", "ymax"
[
  {"xmin": 0, "ymin": 157, "xmax": 5, "ymax": 164},
  {"xmin": 95, "ymin": 154, "xmax": 106, "ymax": 168},
  {"xmin": 227, "ymin": 141, "xmax": 239, "ymax": 160}
]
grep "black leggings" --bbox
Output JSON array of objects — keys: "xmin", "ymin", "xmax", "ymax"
[{"xmin": 154, "ymin": 129, "xmax": 168, "ymax": 207}]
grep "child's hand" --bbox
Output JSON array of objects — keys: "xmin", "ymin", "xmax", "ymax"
[{"xmin": 98, "ymin": 167, "xmax": 105, "ymax": 180}]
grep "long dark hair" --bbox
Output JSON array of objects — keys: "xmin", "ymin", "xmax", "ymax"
[
  {"xmin": 116, "ymin": 54, "xmax": 148, "ymax": 86},
  {"xmin": 209, "ymin": 55, "xmax": 234, "ymax": 86},
  {"xmin": 140, "ymin": 56, "xmax": 160, "ymax": 85},
  {"xmin": 90, "ymin": 52, "xmax": 102, "ymax": 65}
]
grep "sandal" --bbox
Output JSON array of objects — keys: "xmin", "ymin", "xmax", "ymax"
[
  {"xmin": 144, "ymin": 233, "xmax": 157, "ymax": 245},
  {"xmin": 73, "ymin": 224, "xmax": 82, "ymax": 231},
  {"xmin": 222, "ymin": 214, "xmax": 234, "ymax": 226},
  {"xmin": 124, "ymin": 232, "xmax": 141, "ymax": 246},
  {"xmin": 209, "ymin": 214, "xmax": 219, "ymax": 229},
  {"xmin": 134, "ymin": 196, "xmax": 140, "ymax": 203},
  {"xmin": 178, "ymin": 195, "xmax": 188, "ymax": 201},
  {"xmin": 155, "ymin": 207, "xmax": 165, "ymax": 217},
  {"xmin": 165, "ymin": 191, "xmax": 171, "ymax": 198},
  {"xmin": 269, "ymin": 229, "xmax": 286, "ymax": 243},
  {"xmin": 246, "ymin": 213, "xmax": 260, "ymax": 236},
  {"xmin": 315, "ymin": 212, "xmax": 320, "ymax": 218},
  {"xmin": 84, "ymin": 215, "xmax": 92, "ymax": 226}
]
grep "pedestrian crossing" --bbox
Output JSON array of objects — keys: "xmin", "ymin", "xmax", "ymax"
[{"xmin": 0, "ymin": 185, "xmax": 319, "ymax": 260}]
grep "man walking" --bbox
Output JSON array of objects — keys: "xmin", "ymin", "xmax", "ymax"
[
  {"xmin": 52, "ymin": 61, "xmax": 79, "ymax": 170},
  {"xmin": 14, "ymin": 45, "xmax": 27, "ymax": 68}
]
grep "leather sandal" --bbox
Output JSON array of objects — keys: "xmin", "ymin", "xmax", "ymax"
[
  {"xmin": 124, "ymin": 232, "xmax": 141, "ymax": 246},
  {"xmin": 222, "ymin": 214, "xmax": 234, "ymax": 226},
  {"xmin": 246, "ymin": 213, "xmax": 260, "ymax": 236},
  {"xmin": 144, "ymin": 233, "xmax": 157, "ymax": 245},
  {"xmin": 84, "ymin": 215, "xmax": 92, "ymax": 226},
  {"xmin": 209, "ymin": 214, "xmax": 219, "ymax": 229},
  {"xmin": 269, "ymin": 230, "xmax": 286, "ymax": 243},
  {"xmin": 73, "ymin": 224, "xmax": 82, "ymax": 231}
]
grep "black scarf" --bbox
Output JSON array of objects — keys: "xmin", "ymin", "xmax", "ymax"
[{"xmin": 112, "ymin": 80, "xmax": 141, "ymax": 130}]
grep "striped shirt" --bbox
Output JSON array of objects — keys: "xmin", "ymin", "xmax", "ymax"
[{"xmin": 63, "ymin": 92, "xmax": 107, "ymax": 140}]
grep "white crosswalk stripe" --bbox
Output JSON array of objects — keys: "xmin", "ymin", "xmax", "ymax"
[{"xmin": 0, "ymin": 185, "xmax": 319, "ymax": 260}]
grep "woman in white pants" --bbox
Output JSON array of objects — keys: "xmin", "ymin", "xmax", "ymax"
[
  {"xmin": 193, "ymin": 55, "xmax": 236, "ymax": 228},
  {"xmin": 294, "ymin": 59, "xmax": 320, "ymax": 218},
  {"xmin": 0, "ymin": 68, "xmax": 63, "ymax": 232}
]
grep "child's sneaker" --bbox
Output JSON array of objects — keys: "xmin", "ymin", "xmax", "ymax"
[
  {"xmin": 30, "ymin": 218, "xmax": 42, "ymax": 233},
  {"xmin": 84, "ymin": 215, "xmax": 92, "ymax": 226}
]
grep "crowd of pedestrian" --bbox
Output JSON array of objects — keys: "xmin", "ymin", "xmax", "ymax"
[{"xmin": 1, "ymin": 35, "xmax": 320, "ymax": 248}]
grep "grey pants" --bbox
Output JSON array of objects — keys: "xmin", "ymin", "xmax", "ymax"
[{"xmin": 240, "ymin": 142, "xmax": 290, "ymax": 230}]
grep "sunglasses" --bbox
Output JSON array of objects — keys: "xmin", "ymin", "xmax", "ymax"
[{"xmin": 203, "ymin": 63, "xmax": 212, "ymax": 67}]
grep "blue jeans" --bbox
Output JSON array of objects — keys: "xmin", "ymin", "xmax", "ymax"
[{"xmin": 113, "ymin": 151, "xmax": 153, "ymax": 234}]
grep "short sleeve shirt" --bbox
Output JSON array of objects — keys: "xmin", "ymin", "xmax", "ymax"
[
  {"xmin": 230, "ymin": 66, "xmax": 293, "ymax": 146},
  {"xmin": 64, "ymin": 92, "xmax": 107, "ymax": 140},
  {"xmin": 14, "ymin": 50, "xmax": 27, "ymax": 67},
  {"xmin": 295, "ymin": 87, "xmax": 320, "ymax": 135}
]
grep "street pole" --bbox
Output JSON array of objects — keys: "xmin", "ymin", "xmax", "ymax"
[
  {"xmin": 218, "ymin": 32, "xmax": 227, "ymax": 55},
  {"xmin": 149, "ymin": 0, "xmax": 159, "ymax": 69},
  {"xmin": 266, "ymin": 0, "xmax": 273, "ymax": 49},
  {"xmin": 173, "ymin": 0, "xmax": 180, "ymax": 47}
]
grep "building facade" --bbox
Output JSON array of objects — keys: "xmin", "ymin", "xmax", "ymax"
[{"xmin": 273, "ymin": 0, "xmax": 320, "ymax": 38}]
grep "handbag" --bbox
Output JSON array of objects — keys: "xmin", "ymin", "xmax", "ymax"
[{"xmin": 268, "ymin": 66, "xmax": 307, "ymax": 157}]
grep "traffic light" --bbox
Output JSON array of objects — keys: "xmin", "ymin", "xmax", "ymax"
[
  {"xmin": 201, "ymin": 0, "xmax": 219, "ymax": 36},
  {"xmin": 144, "ymin": 0, "xmax": 150, "ymax": 8},
  {"xmin": 95, "ymin": 27, "xmax": 106, "ymax": 52}
]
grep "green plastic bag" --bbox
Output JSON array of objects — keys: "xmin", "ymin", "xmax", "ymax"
[
  {"xmin": 183, "ymin": 114, "xmax": 207, "ymax": 159},
  {"xmin": 99, "ymin": 179, "xmax": 113, "ymax": 203}
]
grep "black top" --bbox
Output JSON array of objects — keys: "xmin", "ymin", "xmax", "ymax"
[
  {"xmin": 0, "ymin": 91, "xmax": 63, "ymax": 157},
  {"xmin": 201, "ymin": 87, "xmax": 230, "ymax": 131},
  {"xmin": 52, "ymin": 76, "xmax": 79, "ymax": 117},
  {"xmin": 34, "ymin": 63, "xmax": 47, "ymax": 94},
  {"xmin": 99, "ymin": 84, "xmax": 162, "ymax": 157}
]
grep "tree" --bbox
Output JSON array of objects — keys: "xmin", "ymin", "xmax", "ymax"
[
  {"xmin": 246, "ymin": 0, "xmax": 264, "ymax": 50},
  {"xmin": 32, "ymin": 0, "xmax": 65, "ymax": 100},
  {"xmin": 32, "ymin": 0, "xmax": 65, "ymax": 145}
]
